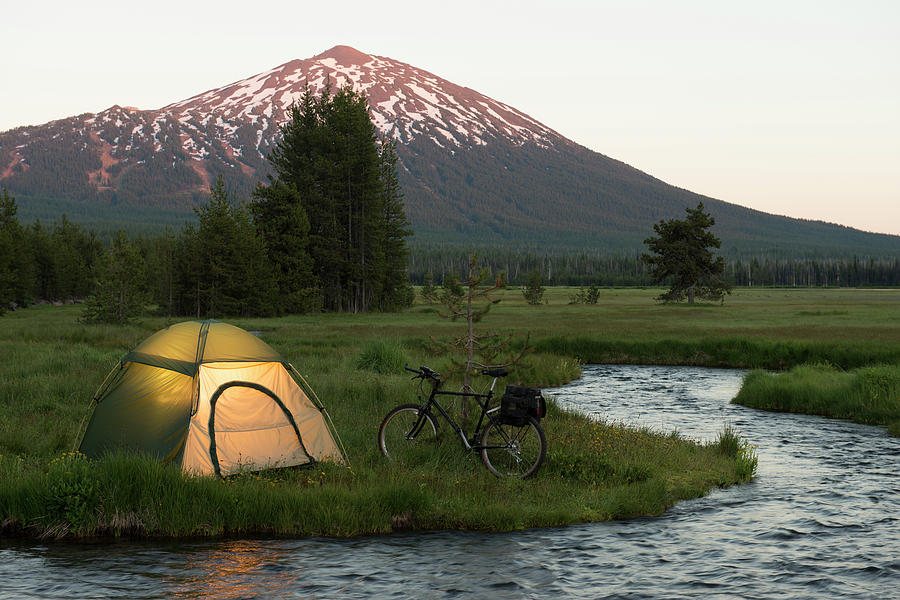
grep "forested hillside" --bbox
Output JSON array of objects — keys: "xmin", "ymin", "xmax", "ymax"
[
  {"xmin": 397, "ymin": 136, "xmax": 900, "ymax": 257},
  {"xmin": 2, "ymin": 45, "xmax": 897, "ymax": 260}
]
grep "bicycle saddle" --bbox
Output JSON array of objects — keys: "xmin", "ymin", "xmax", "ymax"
[{"xmin": 482, "ymin": 367, "xmax": 508, "ymax": 378}]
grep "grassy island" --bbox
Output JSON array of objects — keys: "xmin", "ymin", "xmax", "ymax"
[
  {"xmin": 2, "ymin": 287, "xmax": 897, "ymax": 539},
  {"xmin": 733, "ymin": 364, "xmax": 900, "ymax": 436}
]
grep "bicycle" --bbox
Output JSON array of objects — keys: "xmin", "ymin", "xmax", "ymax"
[{"xmin": 378, "ymin": 364, "xmax": 547, "ymax": 478}]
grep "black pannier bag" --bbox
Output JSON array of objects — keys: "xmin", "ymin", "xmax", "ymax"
[{"xmin": 500, "ymin": 385, "xmax": 546, "ymax": 426}]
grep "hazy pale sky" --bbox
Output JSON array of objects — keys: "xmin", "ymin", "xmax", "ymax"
[{"xmin": 2, "ymin": 0, "xmax": 898, "ymax": 235}]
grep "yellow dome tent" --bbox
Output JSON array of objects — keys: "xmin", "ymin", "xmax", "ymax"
[{"xmin": 79, "ymin": 320, "xmax": 345, "ymax": 476}]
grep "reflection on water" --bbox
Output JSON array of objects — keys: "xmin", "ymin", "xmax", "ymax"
[
  {"xmin": 167, "ymin": 540, "xmax": 295, "ymax": 599},
  {"xmin": 1, "ymin": 365, "xmax": 897, "ymax": 599}
]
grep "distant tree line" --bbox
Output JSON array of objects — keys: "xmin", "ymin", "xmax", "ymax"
[
  {"xmin": 407, "ymin": 246, "xmax": 900, "ymax": 289},
  {"xmin": 3, "ymin": 191, "xmax": 899, "ymax": 320},
  {"xmin": 1, "ymin": 188, "xmax": 101, "ymax": 314}
]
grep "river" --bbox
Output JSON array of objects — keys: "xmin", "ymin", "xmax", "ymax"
[{"xmin": 1, "ymin": 364, "xmax": 897, "ymax": 599}]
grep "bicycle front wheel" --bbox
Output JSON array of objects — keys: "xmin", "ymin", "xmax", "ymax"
[
  {"xmin": 378, "ymin": 404, "xmax": 438, "ymax": 464},
  {"xmin": 480, "ymin": 417, "xmax": 546, "ymax": 478}
]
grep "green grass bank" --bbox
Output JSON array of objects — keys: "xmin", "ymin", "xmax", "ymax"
[
  {"xmin": 4, "ymin": 286, "xmax": 898, "ymax": 538},
  {"xmin": 733, "ymin": 364, "xmax": 900, "ymax": 436}
]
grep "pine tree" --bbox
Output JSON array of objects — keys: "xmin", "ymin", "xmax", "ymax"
[
  {"xmin": 377, "ymin": 136, "xmax": 414, "ymax": 310},
  {"xmin": 642, "ymin": 202, "xmax": 732, "ymax": 303},
  {"xmin": 522, "ymin": 270, "xmax": 545, "ymax": 305},
  {"xmin": 328, "ymin": 86, "xmax": 384, "ymax": 312},
  {"xmin": 434, "ymin": 255, "xmax": 530, "ymax": 417},
  {"xmin": 173, "ymin": 176, "xmax": 278, "ymax": 317},
  {"xmin": 420, "ymin": 271, "xmax": 438, "ymax": 304},
  {"xmin": 172, "ymin": 222, "xmax": 204, "ymax": 317},
  {"xmin": 0, "ymin": 188, "xmax": 35, "ymax": 313},
  {"xmin": 82, "ymin": 230, "xmax": 147, "ymax": 324},
  {"xmin": 0, "ymin": 195, "xmax": 13, "ymax": 314},
  {"xmin": 28, "ymin": 220, "xmax": 56, "ymax": 301},
  {"xmin": 250, "ymin": 180, "xmax": 318, "ymax": 312},
  {"xmin": 142, "ymin": 228, "xmax": 177, "ymax": 317},
  {"xmin": 264, "ymin": 84, "xmax": 412, "ymax": 312}
]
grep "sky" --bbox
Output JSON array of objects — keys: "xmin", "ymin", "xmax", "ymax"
[{"xmin": 2, "ymin": 0, "xmax": 898, "ymax": 236}]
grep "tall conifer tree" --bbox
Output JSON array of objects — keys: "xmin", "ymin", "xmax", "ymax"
[
  {"xmin": 261, "ymin": 84, "xmax": 412, "ymax": 312},
  {"xmin": 250, "ymin": 180, "xmax": 317, "ymax": 312},
  {"xmin": 82, "ymin": 230, "xmax": 147, "ymax": 324},
  {"xmin": 173, "ymin": 176, "xmax": 278, "ymax": 317},
  {"xmin": 0, "ymin": 188, "xmax": 34, "ymax": 313},
  {"xmin": 642, "ymin": 202, "xmax": 731, "ymax": 303},
  {"xmin": 378, "ymin": 136, "xmax": 414, "ymax": 310}
]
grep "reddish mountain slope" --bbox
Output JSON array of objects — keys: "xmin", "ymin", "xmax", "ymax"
[{"xmin": 1, "ymin": 45, "xmax": 896, "ymax": 253}]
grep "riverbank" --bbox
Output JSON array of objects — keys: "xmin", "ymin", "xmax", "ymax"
[
  {"xmin": 733, "ymin": 364, "xmax": 900, "ymax": 436},
  {"xmin": 3, "ymin": 286, "xmax": 897, "ymax": 538}
]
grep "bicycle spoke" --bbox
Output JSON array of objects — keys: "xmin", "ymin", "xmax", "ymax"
[
  {"xmin": 480, "ymin": 418, "xmax": 546, "ymax": 479},
  {"xmin": 378, "ymin": 404, "xmax": 438, "ymax": 464}
]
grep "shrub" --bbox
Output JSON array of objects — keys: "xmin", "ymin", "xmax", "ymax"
[
  {"xmin": 569, "ymin": 285, "xmax": 600, "ymax": 305},
  {"xmin": 522, "ymin": 270, "xmax": 545, "ymax": 305},
  {"xmin": 46, "ymin": 451, "xmax": 100, "ymax": 534}
]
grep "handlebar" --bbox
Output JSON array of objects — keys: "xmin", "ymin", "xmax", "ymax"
[{"xmin": 405, "ymin": 364, "xmax": 441, "ymax": 382}]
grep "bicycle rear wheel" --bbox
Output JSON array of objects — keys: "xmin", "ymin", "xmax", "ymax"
[
  {"xmin": 480, "ymin": 417, "xmax": 546, "ymax": 478},
  {"xmin": 378, "ymin": 404, "xmax": 438, "ymax": 464}
]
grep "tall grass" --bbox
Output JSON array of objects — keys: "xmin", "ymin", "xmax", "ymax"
[
  {"xmin": 0, "ymin": 451, "xmax": 430, "ymax": 538},
  {"xmin": 733, "ymin": 364, "xmax": 900, "ymax": 435},
  {"xmin": 354, "ymin": 339, "xmax": 407, "ymax": 374},
  {"xmin": 714, "ymin": 425, "xmax": 759, "ymax": 480},
  {"xmin": 535, "ymin": 335, "xmax": 900, "ymax": 370}
]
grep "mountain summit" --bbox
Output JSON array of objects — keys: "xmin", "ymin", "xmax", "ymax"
[
  {"xmin": 1, "ymin": 46, "xmax": 896, "ymax": 254},
  {"xmin": 162, "ymin": 44, "xmax": 559, "ymax": 153}
]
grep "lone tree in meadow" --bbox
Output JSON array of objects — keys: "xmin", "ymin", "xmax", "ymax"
[
  {"xmin": 522, "ymin": 270, "xmax": 545, "ymax": 305},
  {"xmin": 436, "ymin": 255, "xmax": 530, "ymax": 416},
  {"xmin": 642, "ymin": 202, "xmax": 732, "ymax": 303}
]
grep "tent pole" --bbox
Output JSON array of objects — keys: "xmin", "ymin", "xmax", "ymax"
[
  {"xmin": 288, "ymin": 363, "xmax": 325, "ymax": 409},
  {"xmin": 72, "ymin": 361, "xmax": 124, "ymax": 451},
  {"xmin": 288, "ymin": 363, "xmax": 351, "ymax": 466}
]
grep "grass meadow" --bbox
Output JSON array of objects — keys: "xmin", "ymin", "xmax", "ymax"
[{"xmin": 2, "ymin": 286, "xmax": 897, "ymax": 538}]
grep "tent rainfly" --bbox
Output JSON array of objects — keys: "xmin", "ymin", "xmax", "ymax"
[{"xmin": 79, "ymin": 320, "xmax": 345, "ymax": 476}]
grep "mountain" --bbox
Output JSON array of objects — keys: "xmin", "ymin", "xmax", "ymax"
[{"xmin": 1, "ymin": 45, "xmax": 897, "ymax": 256}]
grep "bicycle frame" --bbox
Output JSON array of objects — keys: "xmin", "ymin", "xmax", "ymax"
[
  {"xmin": 416, "ymin": 377, "xmax": 503, "ymax": 450},
  {"xmin": 382, "ymin": 365, "xmax": 547, "ymax": 478}
]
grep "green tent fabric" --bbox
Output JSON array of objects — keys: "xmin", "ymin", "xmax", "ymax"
[
  {"xmin": 79, "ymin": 320, "xmax": 344, "ymax": 475},
  {"xmin": 123, "ymin": 320, "xmax": 283, "ymax": 376}
]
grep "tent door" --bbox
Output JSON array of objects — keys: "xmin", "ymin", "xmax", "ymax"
[{"xmin": 207, "ymin": 381, "xmax": 313, "ymax": 477}]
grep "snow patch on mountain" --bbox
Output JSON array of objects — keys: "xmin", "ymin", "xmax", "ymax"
[{"xmin": 1, "ymin": 45, "xmax": 565, "ymax": 188}]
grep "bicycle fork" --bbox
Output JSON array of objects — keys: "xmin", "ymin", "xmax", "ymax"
[{"xmin": 406, "ymin": 410, "xmax": 432, "ymax": 440}]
